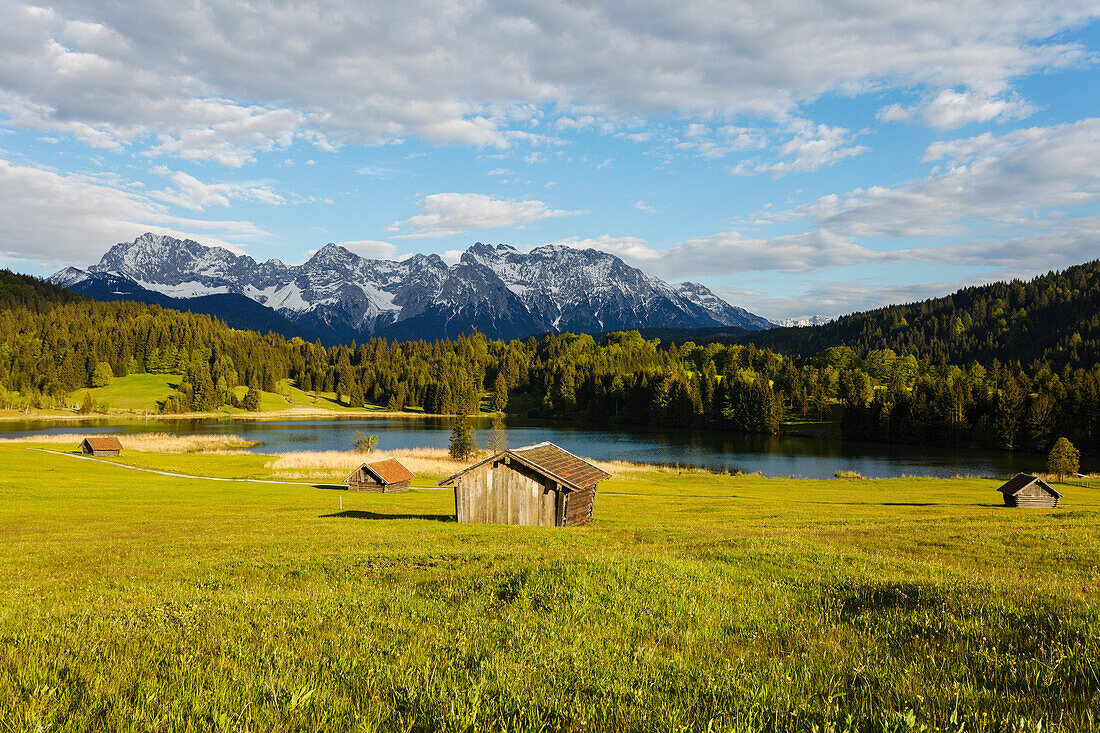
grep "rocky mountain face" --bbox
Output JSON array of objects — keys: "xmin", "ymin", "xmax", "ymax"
[{"xmin": 52, "ymin": 233, "xmax": 775, "ymax": 342}]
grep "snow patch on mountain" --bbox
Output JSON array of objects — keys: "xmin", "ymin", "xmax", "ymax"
[{"xmin": 52, "ymin": 234, "xmax": 775, "ymax": 341}]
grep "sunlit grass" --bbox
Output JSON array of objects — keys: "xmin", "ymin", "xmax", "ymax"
[{"xmin": 0, "ymin": 444, "xmax": 1097, "ymax": 731}]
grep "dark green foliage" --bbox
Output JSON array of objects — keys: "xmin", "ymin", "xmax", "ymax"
[
  {"xmin": 351, "ymin": 431, "xmax": 378, "ymax": 453},
  {"xmin": 448, "ymin": 415, "xmax": 477, "ymax": 461},
  {"xmin": 2, "ymin": 267, "xmax": 1099, "ymax": 456},
  {"xmin": 242, "ymin": 386, "xmax": 262, "ymax": 412},
  {"xmin": 737, "ymin": 259, "xmax": 1100, "ymax": 369}
]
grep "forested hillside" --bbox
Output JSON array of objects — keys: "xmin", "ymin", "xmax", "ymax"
[
  {"xmin": 738, "ymin": 260, "xmax": 1100, "ymax": 368},
  {"xmin": 1, "ymin": 269, "xmax": 1098, "ymax": 456}
]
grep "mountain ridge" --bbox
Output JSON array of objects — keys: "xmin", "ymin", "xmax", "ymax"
[{"xmin": 52, "ymin": 233, "xmax": 776, "ymax": 342}]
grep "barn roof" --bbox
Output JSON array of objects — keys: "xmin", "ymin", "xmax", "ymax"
[
  {"xmin": 82, "ymin": 436, "xmax": 123, "ymax": 451},
  {"xmin": 344, "ymin": 457, "xmax": 415, "ymax": 485},
  {"xmin": 438, "ymin": 441, "xmax": 611, "ymax": 490},
  {"xmin": 997, "ymin": 472, "xmax": 1062, "ymax": 497}
]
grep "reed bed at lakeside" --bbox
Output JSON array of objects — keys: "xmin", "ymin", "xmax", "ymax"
[
  {"xmin": 1, "ymin": 444, "xmax": 1099, "ymax": 731},
  {"xmin": 263, "ymin": 447, "xmax": 681, "ymax": 480},
  {"xmin": 0, "ymin": 431, "xmax": 258, "ymax": 453}
]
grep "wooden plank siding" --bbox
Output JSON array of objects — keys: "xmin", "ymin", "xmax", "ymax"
[
  {"xmin": 1006, "ymin": 481, "xmax": 1059, "ymax": 508},
  {"xmin": 453, "ymin": 461, "xmax": 561, "ymax": 526}
]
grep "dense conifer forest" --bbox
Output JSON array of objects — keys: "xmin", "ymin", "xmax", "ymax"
[
  {"xmin": 0, "ymin": 266, "xmax": 1097, "ymax": 456},
  {"xmin": 733, "ymin": 260, "xmax": 1100, "ymax": 369}
]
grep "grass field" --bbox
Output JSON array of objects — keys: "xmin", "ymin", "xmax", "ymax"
[
  {"xmin": 1, "ymin": 443, "xmax": 1098, "ymax": 731},
  {"xmin": 63, "ymin": 374, "xmax": 433, "ymax": 417}
]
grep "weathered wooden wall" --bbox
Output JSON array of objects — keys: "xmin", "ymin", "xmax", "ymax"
[
  {"xmin": 1005, "ymin": 482, "xmax": 1059, "ymax": 508},
  {"xmin": 454, "ymin": 461, "xmax": 561, "ymax": 526},
  {"xmin": 561, "ymin": 486, "xmax": 597, "ymax": 526}
]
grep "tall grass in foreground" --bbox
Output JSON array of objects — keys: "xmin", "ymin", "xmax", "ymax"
[{"xmin": 0, "ymin": 432, "xmax": 256, "ymax": 453}]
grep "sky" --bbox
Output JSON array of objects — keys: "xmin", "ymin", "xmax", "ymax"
[{"xmin": 0, "ymin": 1, "xmax": 1098, "ymax": 321}]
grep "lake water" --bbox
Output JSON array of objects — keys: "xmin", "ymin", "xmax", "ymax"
[{"xmin": 0, "ymin": 415, "xmax": 1045, "ymax": 480}]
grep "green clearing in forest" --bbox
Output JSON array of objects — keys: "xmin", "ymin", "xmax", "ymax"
[{"xmin": 1, "ymin": 444, "xmax": 1098, "ymax": 731}]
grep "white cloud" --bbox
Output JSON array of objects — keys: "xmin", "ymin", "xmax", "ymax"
[
  {"xmin": 0, "ymin": 156, "xmax": 265, "ymax": 265},
  {"xmin": 337, "ymin": 239, "xmax": 398, "ymax": 259},
  {"xmin": 151, "ymin": 171, "xmax": 284, "ymax": 211},
  {"xmin": 805, "ymin": 118, "xmax": 1100, "ymax": 239},
  {"xmin": 389, "ymin": 193, "xmax": 583, "ymax": 238},
  {"xmin": 879, "ymin": 89, "xmax": 1036, "ymax": 129},
  {"xmin": 633, "ymin": 200, "xmax": 656, "ymax": 213},
  {"xmin": 732, "ymin": 122, "xmax": 868, "ymax": 176},
  {"xmin": 0, "ymin": 0, "xmax": 1093, "ymax": 161}
]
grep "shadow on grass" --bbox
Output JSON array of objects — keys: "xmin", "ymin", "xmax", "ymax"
[
  {"xmin": 312, "ymin": 484, "xmax": 349, "ymax": 491},
  {"xmin": 320, "ymin": 509, "xmax": 455, "ymax": 522}
]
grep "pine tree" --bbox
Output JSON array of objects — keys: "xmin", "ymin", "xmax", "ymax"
[
  {"xmin": 491, "ymin": 372, "xmax": 509, "ymax": 412},
  {"xmin": 242, "ymin": 386, "xmax": 261, "ymax": 412},
  {"xmin": 448, "ymin": 415, "xmax": 477, "ymax": 461}
]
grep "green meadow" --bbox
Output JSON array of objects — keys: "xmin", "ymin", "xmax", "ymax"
[
  {"xmin": 65, "ymin": 374, "xmax": 431, "ymax": 416},
  {"xmin": 1, "ymin": 444, "xmax": 1098, "ymax": 731}
]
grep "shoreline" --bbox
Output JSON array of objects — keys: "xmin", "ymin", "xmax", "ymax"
[{"xmin": 0, "ymin": 406, "xmax": 464, "ymax": 423}]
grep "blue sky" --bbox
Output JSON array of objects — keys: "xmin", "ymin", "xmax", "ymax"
[{"xmin": 0, "ymin": 1, "xmax": 1098, "ymax": 320}]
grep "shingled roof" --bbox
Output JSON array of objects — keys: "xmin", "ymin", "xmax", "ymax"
[
  {"xmin": 439, "ymin": 441, "xmax": 611, "ymax": 490},
  {"xmin": 81, "ymin": 436, "xmax": 123, "ymax": 451},
  {"xmin": 997, "ymin": 472, "xmax": 1061, "ymax": 497},
  {"xmin": 345, "ymin": 458, "xmax": 415, "ymax": 485}
]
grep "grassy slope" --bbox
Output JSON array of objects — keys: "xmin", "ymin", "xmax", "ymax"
[
  {"xmin": 1, "ymin": 446, "xmax": 1099, "ymax": 731},
  {"xmin": 65, "ymin": 375, "xmax": 433, "ymax": 416}
]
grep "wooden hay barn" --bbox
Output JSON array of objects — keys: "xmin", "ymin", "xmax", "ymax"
[
  {"xmin": 439, "ymin": 441, "xmax": 611, "ymax": 526},
  {"xmin": 344, "ymin": 458, "xmax": 415, "ymax": 493},
  {"xmin": 997, "ymin": 473, "xmax": 1061, "ymax": 508},
  {"xmin": 80, "ymin": 436, "xmax": 122, "ymax": 456}
]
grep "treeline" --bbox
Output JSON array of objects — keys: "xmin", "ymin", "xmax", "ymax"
[
  {"xmin": 0, "ymin": 269, "xmax": 1098, "ymax": 455},
  {"xmin": 728, "ymin": 260, "xmax": 1100, "ymax": 370}
]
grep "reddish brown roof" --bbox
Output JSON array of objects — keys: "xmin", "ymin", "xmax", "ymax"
[
  {"xmin": 510, "ymin": 442, "xmax": 610, "ymax": 489},
  {"xmin": 997, "ymin": 472, "xmax": 1061, "ymax": 497},
  {"xmin": 361, "ymin": 458, "xmax": 415, "ymax": 485},
  {"xmin": 82, "ymin": 436, "xmax": 122, "ymax": 451},
  {"xmin": 439, "ymin": 441, "xmax": 610, "ymax": 490}
]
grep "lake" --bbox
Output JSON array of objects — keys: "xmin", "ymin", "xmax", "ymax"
[{"xmin": 0, "ymin": 415, "xmax": 1045, "ymax": 480}]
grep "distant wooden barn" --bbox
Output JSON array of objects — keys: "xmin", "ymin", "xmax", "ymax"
[
  {"xmin": 997, "ymin": 473, "xmax": 1061, "ymax": 508},
  {"xmin": 439, "ymin": 442, "xmax": 611, "ymax": 526},
  {"xmin": 80, "ymin": 436, "xmax": 122, "ymax": 456},
  {"xmin": 344, "ymin": 458, "xmax": 415, "ymax": 492}
]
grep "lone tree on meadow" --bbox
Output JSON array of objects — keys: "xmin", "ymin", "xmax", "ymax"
[
  {"xmin": 1047, "ymin": 437, "xmax": 1080, "ymax": 481},
  {"xmin": 448, "ymin": 415, "xmax": 478, "ymax": 461}
]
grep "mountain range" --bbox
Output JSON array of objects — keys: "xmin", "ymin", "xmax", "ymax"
[{"xmin": 50, "ymin": 233, "xmax": 775, "ymax": 342}]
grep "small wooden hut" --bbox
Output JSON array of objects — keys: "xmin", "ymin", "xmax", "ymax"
[
  {"xmin": 997, "ymin": 473, "xmax": 1061, "ymax": 508},
  {"xmin": 344, "ymin": 458, "xmax": 415, "ymax": 492},
  {"xmin": 439, "ymin": 441, "xmax": 611, "ymax": 526},
  {"xmin": 80, "ymin": 436, "xmax": 122, "ymax": 456}
]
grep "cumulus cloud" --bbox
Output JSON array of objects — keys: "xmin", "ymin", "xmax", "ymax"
[
  {"xmin": 633, "ymin": 200, "xmax": 656, "ymax": 213},
  {"xmin": 151, "ymin": 171, "xmax": 285, "ymax": 211},
  {"xmin": 0, "ymin": 156, "xmax": 265, "ymax": 265},
  {"xmin": 879, "ymin": 89, "xmax": 1036, "ymax": 129},
  {"xmin": 389, "ymin": 193, "xmax": 583, "ymax": 238},
  {"xmin": 732, "ymin": 122, "xmax": 868, "ymax": 176},
  {"xmin": 807, "ymin": 118, "xmax": 1100, "ymax": 239},
  {"xmin": 0, "ymin": 0, "xmax": 1094, "ymax": 161},
  {"xmin": 558, "ymin": 118, "xmax": 1100, "ymax": 282}
]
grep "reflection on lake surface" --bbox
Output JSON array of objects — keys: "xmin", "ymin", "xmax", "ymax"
[{"xmin": 0, "ymin": 415, "xmax": 1045, "ymax": 480}]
